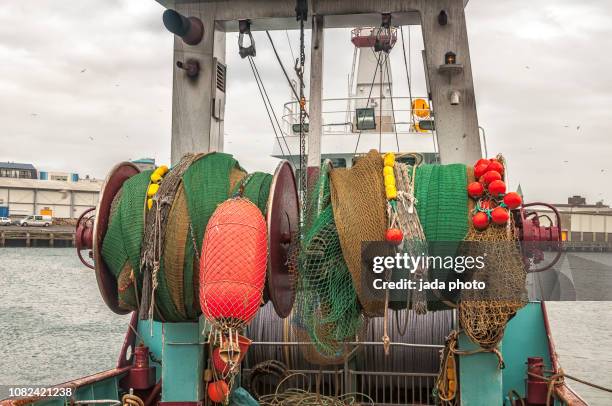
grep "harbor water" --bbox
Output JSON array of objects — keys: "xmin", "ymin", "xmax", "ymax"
[{"xmin": 0, "ymin": 248, "xmax": 611, "ymax": 404}]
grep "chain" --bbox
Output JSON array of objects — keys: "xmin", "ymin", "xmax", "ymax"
[{"xmin": 296, "ymin": 0, "xmax": 308, "ymax": 227}]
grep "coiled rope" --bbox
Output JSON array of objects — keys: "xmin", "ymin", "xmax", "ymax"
[{"xmin": 257, "ymin": 373, "xmax": 374, "ymax": 406}]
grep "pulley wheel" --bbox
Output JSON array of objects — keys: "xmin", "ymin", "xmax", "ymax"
[
  {"xmin": 266, "ymin": 160, "xmax": 299, "ymax": 318},
  {"xmin": 93, "ymin": 162, "xmax": 140, "ymax": 315}
]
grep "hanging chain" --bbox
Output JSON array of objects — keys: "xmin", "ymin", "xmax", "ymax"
[{"xmin": 295, "ymin": 0, "xmax": 308, "ymax": 226}]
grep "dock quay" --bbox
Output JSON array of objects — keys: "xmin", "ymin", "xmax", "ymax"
[{"xmin": 0, "ymin": 226, "xmax": 75, "ymax": 247}]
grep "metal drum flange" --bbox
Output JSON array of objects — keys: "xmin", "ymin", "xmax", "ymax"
[
  {"xmin": 266, "ymin": 160, "xmax": 299, "ymax": 318},
  {"xmin": 93, "ymin": 162, "xmax": 141, "ymax": 315}
]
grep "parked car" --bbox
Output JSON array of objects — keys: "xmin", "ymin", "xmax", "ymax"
[
  {"xmin": 20, "ymin": 215, "xmax": 53, "ymax": 227},
  {"xmin": 0, "ymin": 217, "xmax": 11, "ymax": 226}
]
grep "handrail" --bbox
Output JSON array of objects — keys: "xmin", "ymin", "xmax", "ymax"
[
  {"xmin": 280, "ymin": 95, "xmax": 432, "ymax": 135},
  {"xmin": 283, "ymin": 95, "xmax": 429, "ymax": 110}
]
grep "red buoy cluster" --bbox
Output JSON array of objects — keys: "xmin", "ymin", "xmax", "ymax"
[{"xmin": 467, "ymin": 158, "xmax": 522, "ymax": 230}]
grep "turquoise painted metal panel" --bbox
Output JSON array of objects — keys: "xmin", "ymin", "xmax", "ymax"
[
  {"xmin": 69, "ymin": 377, "xmax": 121, "ymax": 404},
  {"xmin": 138, "ymin": 319, "xmax": 164, "ymax": 381},
  {"xmin": 92, "ymin": 377, "xmax": 120, "ymax": 401},
  {"xmin": 161, "ymin": 322, "xmax": 205, "ymax": 402},
  {"xmin": 458, "ymin": 333, "xmax": 503, "ymax": 405},
  {"xmin": 501, "ymin": 302, "xmax": 552, "ymax": 401}
]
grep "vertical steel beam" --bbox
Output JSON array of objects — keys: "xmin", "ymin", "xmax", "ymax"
[
  {"xmin": 170, "ymin": 3, "xmax": 226, "ymax": 164},
  {"xmin": 306, "ymin": 15, "xmax": 324, "ymax": 185},
  {"xmin": 420, "ymin": 0, "xmax": 481, "ymax": 164}
]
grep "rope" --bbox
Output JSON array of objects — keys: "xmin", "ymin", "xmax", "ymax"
[
  {"xmin": 394, "ymin": 161, "xmax": 428, "ymax": 316},
  {"xmin": 399, "ymin": 26, "xmax": 415, "ymax": 127},
  {"xmin": 247, "ymin": 55, "xmax": 297, "ymax": 169},
  {"xmin": 526, "ymin": 370, "xmax": 612, "ymax": 406},
  {"xmin": 507, "ymin": 390, "xmax": 525, "ymax": 406},
  {"xmin": 121, "ymin": 394, "xmax": 144, "ymax": 406},
  {"xmin": 266, "ymin": 30, "xmax": 306, "ymax": 118},
  {"xmin": 384, "ymin": 55, "xmax": 400, "ymax": 153},
  {"xmin": 435, "ymin": 330, "xmax": 504, "ymax": 405},
  {"xmin": 257, "ymin": 373, "xmax": 375, "ymax": 406}
]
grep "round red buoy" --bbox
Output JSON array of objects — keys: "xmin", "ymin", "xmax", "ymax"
[
  {"xmin": 491, "ymin": 207, "xmax": 510, "ymax": 225},
  {"xmin": 385, "ymin": 228, "xmax": 404, "ymax": 245},
  {"xmin": 487, "ymin": 160, "xmax": 504, "ymax": 176},
  {"xmin": 208, "ymin": 380, "xmax": 229, "ymax": 403},
  {"xmin": 475, "ymin": 158, "xmax": 490, "ymax": 168},
  {"xmin": 482, "ymin": 170, "xmax": 502, "ymax": 185},
  {"xmin": 467, "ymin": 182, "xmax": 485, "ymax": 198},
  {"xmin": 474, "ymin": 163, "xmax": 490, "ymax": 179},
  {"xmin": 472, "ymin": 212, "xmax": 489, "ymax": 230},
  {"xmin": 503, "ymin": 192, "xmax": 523, "ymax": 210},
  {"xmin": 488, "ymin": 180, "xmax": 506, "ymax": 197}
]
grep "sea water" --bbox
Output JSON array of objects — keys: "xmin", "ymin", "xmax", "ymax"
[{"xmin": 0, "ymin": 248, "xmax": 610, "ymax": 404}]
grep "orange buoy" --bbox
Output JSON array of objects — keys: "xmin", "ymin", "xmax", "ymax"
[
  {"xmin": 412, "ymin": 98, "xmax": 430, "ymax": 118},
  {"xmin": 199, "ymin": 198, "xmax": 268, "ymax": 327},
  {"xmin": 208, "ymin": 380, "xmax": 229, "ymax": 403}
]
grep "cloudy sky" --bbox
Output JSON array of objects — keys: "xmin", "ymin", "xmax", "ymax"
[{"xmin": 0, "ymin": 0, "xmax": 611, "ymax": 205}]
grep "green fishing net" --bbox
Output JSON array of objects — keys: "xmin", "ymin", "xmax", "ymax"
[
  {"xmin": 295, "ymin": 160, "xmax": 363, "ymax": 359},
  {"xmin": 101, "ymin": 170, "xmax": 152, "ymax": 310},
  {"xmin": 414, "ymin": 163, "xmax": 469, "ymax": 309}
]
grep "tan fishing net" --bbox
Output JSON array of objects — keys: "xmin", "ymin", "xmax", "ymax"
[
  {"xmin": 330, "ymin": 150, "xmax": 388, "ymax": 317},
  {"xmin": 163, "ymin": 184, "xmax": 190, "ymax": 320},
  {"xmin": 458, "ymin": 163, "xmax": 527, "ymax": 349}
]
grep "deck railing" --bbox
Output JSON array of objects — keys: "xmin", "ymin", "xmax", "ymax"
[{"xmin": 281, "ymin": 96, "xmax": 432, "ymax": 136}]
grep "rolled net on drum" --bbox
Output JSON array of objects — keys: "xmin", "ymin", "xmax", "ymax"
[
  {"xmin": 102, "ymin": 170, "xmax": 152, "ymax": 311},
  {"xmin": 414, "ymin": 163, "xmax": 469, "ymax": 311},
  {"xmin": 330, "ymin": 150, "xmax": 388, "ymax": 316},
  {"xmin": 294, "ymin": 160, "xmax": 364, "ymax": 361},
  {"xmin": 101, "ymin": 152, "xmax": 273, "ymax": 323},
  {"xmin": 394, "ymin": 162, "xmax": 428, "ymax": 314}
]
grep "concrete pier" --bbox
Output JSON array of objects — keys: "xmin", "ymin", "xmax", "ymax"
[{"xmin": 0, "ymin": 226, "xmax": 74, "ymax": 247}]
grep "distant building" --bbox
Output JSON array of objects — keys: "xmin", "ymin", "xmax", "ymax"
[
  {"xmin": 555, "ymin": 195, "xmax": 610, "ymax": 213},
  {"xmin": 0, "ymin": 162, "xmax": 37, "ymax": 179},
  {"xmin": 132, "ymin": 158, "xmax": 156, "ymax": 171},
  {"xmin": 538, "ymin": 195, "xmax": 612, "ymax": 246},
  {"xmin": 0, "ymin": 177, "xmax": 102, "ymax": 219},
  {"xmin": 39, "ymin": 170, "xmax": 80, "ymax": 182}
]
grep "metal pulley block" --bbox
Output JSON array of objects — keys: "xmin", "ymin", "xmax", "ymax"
[
  {"xmin": 75, "ymin": 207, "xmax": 96, "ymax": 269},
  {"xmin": 513, "ymin": 202, "xmax": 562, "ymax": 273},
  {"xmin": 238, "ymin": 20, "xmax": 256, "ymax": 58}
]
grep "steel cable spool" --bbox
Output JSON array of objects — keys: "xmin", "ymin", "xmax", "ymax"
[
  {"xmin": 360, "ymin": 310, "xmax": 453, "ymax": 374},
  {"xmin": 245, "ymin": 304, "xmax": 453, "ymax": 389}
]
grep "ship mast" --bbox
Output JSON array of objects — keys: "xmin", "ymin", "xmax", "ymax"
[{"xmin": 161, "ymin": 0, "xmax": 481, "ymax": 167}]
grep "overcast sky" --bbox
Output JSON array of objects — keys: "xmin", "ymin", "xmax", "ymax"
[{"xmin": 0, "ymin": 0, "xmax": 611, "ymax": 205}]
